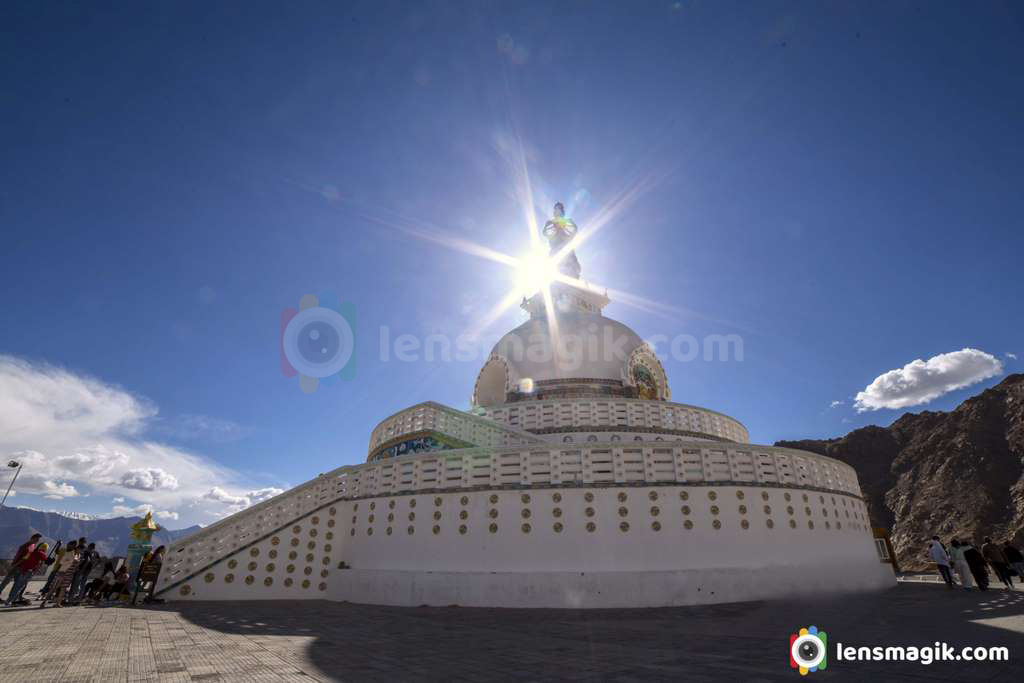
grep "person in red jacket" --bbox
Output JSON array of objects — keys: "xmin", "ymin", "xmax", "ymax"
[
  {"xmin": 4, "ymin": 542, "xmax": 48, "ymax": 606},
  {"xmin": 0, "ymin": 534, "xmax": 42, "ymax": 600}
]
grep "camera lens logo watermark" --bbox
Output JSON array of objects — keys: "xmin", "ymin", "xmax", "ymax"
[
  {"xmin": 790, "ymin": 626, "xmax": 827, "ymax": 675},
  {"xmin": 280, "ymin": 289, "xmax": 356, "ymax": 393}
]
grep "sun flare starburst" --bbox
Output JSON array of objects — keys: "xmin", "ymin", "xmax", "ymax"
[
  {"xmin": 513, "ymin": 246, "xmax": 559, "ymax": 299},
  {"xmin": 319, "ymin": 132, "xmax": 675, "ymax": 338}
]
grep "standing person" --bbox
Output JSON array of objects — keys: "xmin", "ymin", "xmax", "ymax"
[
  {"xmin": 949, "ymin": 540, "xmax": 973, "ymax": 590},
  {"xmin": 981, "ymin": 538, "xmax": 1013, "ymax": 589},
  {"xmin": 38, "ymin": 540, "xmax": 64, "ymax": 598},
  {"xmin": 139, "ymin": 546, "xmax": 166, "ymax": 604},
  {"xmin": 963, "ymin": 542, "xmax": 990, "ymax": 591},
  {"xmin": 39, "ymin": 545, "xmax": 80, "ymax": 608},
  {"xmin": 69, "ymin": 542, "xmax": 97, "ymax": 602},
  {"xmin": 0, "ymin": 534, "xmax": 42, "ymax": 600},
  {"xmin": 1002, "ymin": 542, "xmax": 1023, "ymax": 584},
  {"xmin": 40, "ymin": 541, "xmax": 74, "ymax": 600},
  {"xmin": 4, "ymin": 543, "xmax": 48, "ymax": 606},
  {"xmin": 928, "ymin": 536, "xmax": 954, "ymax": 588}
]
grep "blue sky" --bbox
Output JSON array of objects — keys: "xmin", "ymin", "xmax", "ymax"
[{"xmin": 1, "ymin": 2, "xmax": 1021, "ymax": 527}]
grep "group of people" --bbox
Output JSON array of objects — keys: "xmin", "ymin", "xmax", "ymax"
[
  {"xmin": 0, "ymin": 533, "xmax": 166, "ymax": 608},
  {"xmin": 927, "ymin": 536, "xmax": 1024, "ymax": 591}
]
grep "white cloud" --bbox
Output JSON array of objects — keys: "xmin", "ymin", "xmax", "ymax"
[
  {"xmin": 0, "ymin": 355, "xmax": 266, "ymax": 520},
  {"xmin": 112, "ymin": 497, "xmax": 124, "ymax": 503},
  {"xmin": 110, "ymin": 502, "xmax": 179, "ymax": 522},
  {"xmin": 55, "ymin": 446, "xmax": 129, "ymax": 478},
  {"xmin": 204, "ymin": 486, "xmax": 248, "ymax": 506},
  {"xmin": 203, "ymin": 486, "xmax": 285, "ymax": 514},
  {"xmin": 854, "ymin": 348, "xmax": 1003, "ymax": 412},
  {"xmin": 0, "ymin": 357, "xmax": 152, "ymax": 435},
  {"xmin": 248, "ymin": 488, "xmax": 284, "ymax": 504},
  {"xmin": 33, "ymin": 479, "xmax": 79, "ymax": 499},
  {"xmin": 112, "ymin": 503, "xmax": 151, "ymax": 517},
  {"xmin": 829, "ymin": 400, "xmax": 844, "ymax": 408},
  {"xmin": 120, "ymin": 467, "xmax": 179, "ymax": 491},
  {"xmin": 5, "ymin": 454, "xmax": 80, "ymax": 500},
  {"xmin": 1007, "ymin": 352, "xmax": 1018, "ymax": 360}
]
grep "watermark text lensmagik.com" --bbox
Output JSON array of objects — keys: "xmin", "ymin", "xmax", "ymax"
[
  {"xmin": 378, "ymin": 326, "xmax": 743, "ymax": 366},
  {"xmin": 835, "ymin": 641, "xmax": 1009, "ymax": 665}
]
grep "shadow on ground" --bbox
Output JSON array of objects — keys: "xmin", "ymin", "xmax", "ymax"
[{"xmin": 161, "ymin": 583, "xmax": 1024, "ymax": 682}]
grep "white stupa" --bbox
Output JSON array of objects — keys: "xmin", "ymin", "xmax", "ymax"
[{"xmin": 157, "ymin": 204, "xmax": 892, "ymax": 607}]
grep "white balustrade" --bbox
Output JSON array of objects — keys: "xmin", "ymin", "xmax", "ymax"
[
  {"xmin": 477, "ymin": 399, "xmax": 749, "ymax": 443},
  {"xmin": 367, "ymin": 401, "xmax": 543, "ymax": 458}
]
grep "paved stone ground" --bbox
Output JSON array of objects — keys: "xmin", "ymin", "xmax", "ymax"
[{"xmin": 1, "ymin": 581, "xmax": 1023, "ymax": 682}]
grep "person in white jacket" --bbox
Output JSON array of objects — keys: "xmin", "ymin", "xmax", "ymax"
[
  {"xmin": 928, "ymin": 536, "xmax": 955, "ymax": 589},
  {"xmin": 949, "ymin": 540, "xmax": 973, "ymax": 590}
]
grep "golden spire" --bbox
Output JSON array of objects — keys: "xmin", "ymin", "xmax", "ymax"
[{"xmin": 130, "ymin": 511, "xmax": 159, "ymax": 540}]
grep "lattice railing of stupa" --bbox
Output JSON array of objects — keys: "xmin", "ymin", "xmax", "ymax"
[
  {"xmin": 339, "ymin": 443, "xmax": 859, "ymax": 496},
  {"xmin": 367, "ymin": 401, "xmax": 544, "ymax": 458},
  {"xmin": 477, "ymin": 398, "xmax": 750, "ymax": 444},
  {"xmin": 158, "ymin": 462, "xmax": 355, "ymax": 594}
]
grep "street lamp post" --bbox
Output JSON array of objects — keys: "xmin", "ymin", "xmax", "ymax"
[{"xmin": 0, "ymin": 460, "xmax": 23, "ymax": 508}]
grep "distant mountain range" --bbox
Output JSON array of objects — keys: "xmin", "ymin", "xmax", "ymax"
[
  {"xmin": 0, "ymin": 506, "xmax": 201, "ymax": 558},
  {"xmin": 777, "ymin": 373, "xmax": 1024, "ymax": 570}
]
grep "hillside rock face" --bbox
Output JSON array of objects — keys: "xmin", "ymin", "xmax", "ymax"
[
  {"xmin": 777, "ymin": 373, "xmax": 1024, "ymax": 570},
  {"xmin": 0, "ymin": 507, "xmax": 200, "ymax": 559}
]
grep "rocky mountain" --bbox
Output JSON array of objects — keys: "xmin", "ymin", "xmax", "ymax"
[
  {"xmin": 776, "ymin": 373, "xmax": 1024, "ymax": 570},
  {"xmin": 0, "ymin": 507, "xmax": 201, "ymax": 558}
]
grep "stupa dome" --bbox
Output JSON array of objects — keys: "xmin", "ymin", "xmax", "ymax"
[{"xmin": 472, "ymin": 308, "xmax": 670, "ymax": 406}]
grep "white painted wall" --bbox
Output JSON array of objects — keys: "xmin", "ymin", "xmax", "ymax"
[
  {"xmin": 339, "ymin": 486, "xmax": 875, "ymax": 572},
  {"xmin": 168, "ymin": 484, "xmax": 892, "ymax": 607}
]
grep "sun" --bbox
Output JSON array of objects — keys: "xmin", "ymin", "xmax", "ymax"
[{"xmin": 514, "ymin": 246, "xmax": 559, "ymax": 298}]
